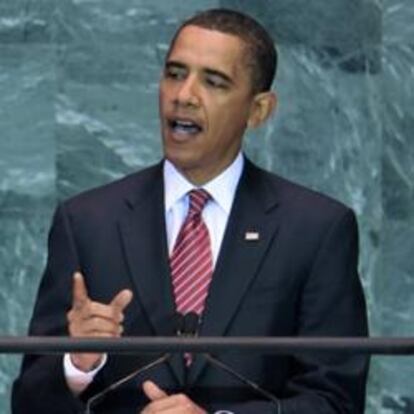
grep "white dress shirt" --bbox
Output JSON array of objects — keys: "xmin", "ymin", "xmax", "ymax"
[
  {"xmin": 164, "ymin": 152, "xmax": 243, "ymax": 265},
  {"xmin": 64, "ymin": 153, "xmax": 244, "ymax": 398}
]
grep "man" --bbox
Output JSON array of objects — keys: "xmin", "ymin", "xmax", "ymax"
[{"xmin": 12, "ymin": 8, "xmax": 369, "ymax": 414}]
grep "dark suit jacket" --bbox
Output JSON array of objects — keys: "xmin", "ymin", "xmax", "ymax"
[{"xmin": 12, "ymin": 158, "xmax": 369, "ymax": 414}]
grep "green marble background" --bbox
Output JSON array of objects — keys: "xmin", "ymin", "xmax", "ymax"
[{"xmin": 0, "ymin": 0, "xmax": 413, "ymax": 412}]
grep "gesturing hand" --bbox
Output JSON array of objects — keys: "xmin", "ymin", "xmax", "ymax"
[
  {"xmin": 141, "ymin": 381, "xmax": 207, "ymax": 413},
  {"xmin": 67, "ymin": 272, "xmax": 133, "ymax": 372}
]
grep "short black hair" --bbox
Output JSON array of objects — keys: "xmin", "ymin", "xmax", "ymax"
[{"xmin": 168, "ymin": 8, "xmax": 277, "ymax": 93}]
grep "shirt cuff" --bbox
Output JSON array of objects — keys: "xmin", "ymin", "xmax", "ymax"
[{"xmin": 63, "ymin": 353, "xmax": 107, "ymax": 395}]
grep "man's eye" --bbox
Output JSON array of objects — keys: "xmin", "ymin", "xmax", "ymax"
[
  {"xmin": 165, "ymin": 67, "xmax": 186, "ymax": 80},
  {"xmin": 205, "ymin": 76, "xmax": 227, "ymax": 89}
]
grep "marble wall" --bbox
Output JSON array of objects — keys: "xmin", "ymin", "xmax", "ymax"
[{"xmin": 0, "ymin": 0, "xmax": 413, "ymax": 412}]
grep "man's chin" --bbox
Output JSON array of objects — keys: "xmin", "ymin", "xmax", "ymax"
[
  {"xmin": 165, "ymin": 154, "xmax": 195, "ymax": 172},
  {"xmin": 164, "ymin": 153, "xmax": 205, "ymax": 183}
]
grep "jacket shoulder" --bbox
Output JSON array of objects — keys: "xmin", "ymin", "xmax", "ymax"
[
  {"xmin": 246, "ymin": 160, "xmax": 355, "ymax": 224},
  {"xmin": 61, "ymin": 163, "xmax": 162, "ymax": 217}
]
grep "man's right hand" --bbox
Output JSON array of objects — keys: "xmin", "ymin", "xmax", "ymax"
[{"xmin": 67, "ymin": 272, "xmax": 133, "ymax": 372}]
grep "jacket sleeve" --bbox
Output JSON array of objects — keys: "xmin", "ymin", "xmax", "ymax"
[{"xmin": 12, "ymin": 204, "xmax": 86, "ymax": 414}]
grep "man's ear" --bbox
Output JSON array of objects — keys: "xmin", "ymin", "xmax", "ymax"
[{"xmin": 247, "ymin": 91, "xmax": 277, "ymax": 129}]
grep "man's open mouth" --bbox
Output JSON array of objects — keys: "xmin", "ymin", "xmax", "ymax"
[{"xmin": 168, "ymin": 119, "xmax": 203, "ymax": 135}]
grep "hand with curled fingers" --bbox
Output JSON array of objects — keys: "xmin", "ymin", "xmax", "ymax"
[
  {"xmin": 67, "ymin": 272, "xmax": 133, "ymax": 372},
  {"xmin": 140, "ymin": 381, "xmax": 207, "ymax": 414}
]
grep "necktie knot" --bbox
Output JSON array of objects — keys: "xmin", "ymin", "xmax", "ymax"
[{"xmin": 188, "ymin": 189, "xmax": 210, "ymax": 217}]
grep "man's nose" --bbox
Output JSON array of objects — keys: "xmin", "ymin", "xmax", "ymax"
[{"xmin": 175, "ymin": 76, "xmax": 200, "ymax": 107}]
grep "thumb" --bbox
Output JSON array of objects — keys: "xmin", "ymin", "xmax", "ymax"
[
  {"xmin": 110, "ymin": 289, "xmax": 133, "ymax": 311},
  {"xmin": 72, "ymin": 272, "xmax": 89, "ymax": 309},
  {"xmin": 142, "ymin": 381, "xmax": 168, "ymax": 401}
]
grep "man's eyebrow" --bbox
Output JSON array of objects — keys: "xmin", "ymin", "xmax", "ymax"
[
  {"xmin": 164, "ymin": 61, "xmax": 234, "ymax": 85},
  {"xmin": 165, "ymin": 60, "xmax": 186, "ymax": 70}
]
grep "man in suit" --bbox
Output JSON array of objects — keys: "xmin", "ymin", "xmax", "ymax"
[{"xmin": 12, "ymin": 8, "xmax": 369, "ymax": 414}]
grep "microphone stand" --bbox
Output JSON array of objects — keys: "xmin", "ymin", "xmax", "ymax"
[
  {"xmin": 84, "ymin": 353, "xmax": 170, "ymax": 414},
  {"xmin": 83, "ymin": 313, "xmax": 186, "ymax": 413},
  {"xmin": 84, "ymin": 313, "xmax": 281, "ymax": 413},
  {"xmin": 202, "ymin": 353, "xmax": 281, "ymax": 414},
  {"xmin": 181, "ymin": 313, "xmax": 281, "ymax": 414}
]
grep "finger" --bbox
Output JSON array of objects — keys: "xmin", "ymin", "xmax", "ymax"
[
  {"xmin": 110, "ymin": 289, "xmax": 133, "ymax": 312},
  {"xmin": 69, "ymin": 300, "xmax": 126, "ymax": 325},
  {"xmin": 142, "ymin": 394, "xmax": 197, "ymax": 413},
  {"xmin": 142, "ymin": 380, "xmax": 168, "ymax": 401},
  {"xmin": 87, "ymin": 301, "xmax": 125, "ymax": 322},
  {"xmin": 72, "ymin": 272, "xmax": 89, "ymax": 309},
  {"xmin": 71, "ymin": 317, "xmax": 124, "ymax": 337},
  {"xmin": 77, "ymin": 331, "xmax": 119, "ymax": 338}
]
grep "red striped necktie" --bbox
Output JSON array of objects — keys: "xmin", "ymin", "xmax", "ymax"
[{"xmin": 170, "ymin": 189, "xmax": 213, "ymax": 317}]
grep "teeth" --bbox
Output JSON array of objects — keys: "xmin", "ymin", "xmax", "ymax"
[
  {"xmin": 171, "ymin": 119, "xmax": 202, "ymax": 134},
  {"xmin": 176, "ymin": 121, "xmax": 194, "ymax": 127}
]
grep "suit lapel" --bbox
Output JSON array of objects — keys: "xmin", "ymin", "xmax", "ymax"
[
  {"xmin": 118, "ymin": 164, "xmax": 185, "ymax": 385},
  {"xmin": 187, "ymin": 160, "xmax": 281, "ymax": 385}
]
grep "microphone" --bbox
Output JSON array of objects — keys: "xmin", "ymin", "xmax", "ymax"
[
  {"xmin": 177, "ymin": 312, "xmax": 200, "ymax": 337},
  {"xmin": 181, "ymin": 312, "xmax": 281, "ymax": 414}
]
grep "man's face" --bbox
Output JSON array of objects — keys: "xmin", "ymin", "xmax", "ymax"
[{"xmin": 159, "ymin": 25, "xmax": 259, "ymax": 184}]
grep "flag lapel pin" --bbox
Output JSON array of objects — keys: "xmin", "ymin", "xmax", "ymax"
[{"xmin": 245, "ymin": 231, "xmax": 260, "ymax": 241}]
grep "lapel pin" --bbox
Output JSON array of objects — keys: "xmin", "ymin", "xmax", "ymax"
[{"xmin": 245, "ymin": 231, "xmax": 260, "ymax": 241}]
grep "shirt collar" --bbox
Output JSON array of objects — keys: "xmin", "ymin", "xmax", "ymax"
[{"xmin": 164, "ymin": 153, "xmax": 244, "ymax": 214}]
